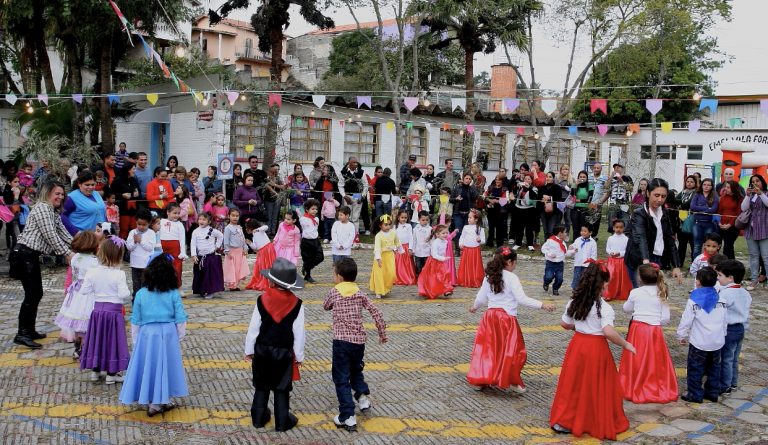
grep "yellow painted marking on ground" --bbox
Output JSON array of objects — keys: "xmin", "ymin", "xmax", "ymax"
[
  {"xmin": 361, "ymin": 417, "xmax": 407, "ymax": 434},
  {"xmin": 635, "ymin": 422, "xmax": 661, "ymax": 433}
]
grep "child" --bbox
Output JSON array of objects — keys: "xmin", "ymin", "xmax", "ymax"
[
  {"xmin": 223, "ymin": 208, "xmax": 250, "ymax": 291},
  {"xmin": 300, "ymin": 199, "xmax": 324, "ymax": 283},
  {"xmin": 394, "ymin": 210, "xmax": 416, "ymax": 285},
  {"xmin": 324, "ymin": 258, "xmax": 388, "ymax": 432},
  {"xmin": 119, "ymin": 255, "xmax": 188, "ymax": 416},
  {"xmin": 191, "ymin": 212, "xmax": 225, "ymax": 299},
  {"xmin": 150, "ymin": 216, "xmax": 163, "ymax": 258},
  {"xmin": 457, "ymin": 209, "xmax": 486, "ymax": 288},
  {"xmin": 619, "ymin": 264, "xmax": 678, "ymax": 403},
  {"xmin": 244, "ymin": 258, "xmax": 306, "ymax": 432},
  {"xmin": 690, "ymin": 232, "xmax": 722, "ymax": 277},
  {"xmin": 125, "ymin": 210, "xmax": 156, "ymax": 298},
  {"xmin": 390, "ymin": 194, "xmax": 402, "ymax": 224},
  {"xmin": 604, "ymin": 219, "xmax": 632, "ymax": 301},
  {"xmin": 715, "ymin": 259, "xmax": 751, "ymax": 394},
  {"xmin": 273, "ymin": 210, "xmax": 301, "ymax": 265},
  {"xmin": 570, "ymin": 224, "xmax": 597, "ymax": 290},
  {"xmin": 468, "ymin": 247, "xmax": 555, "ymax": 391},
  {"xmin": 94, "ymin": 170, "xmax": 107, "ymax": 195},
  {"xmin": 417, "ymin": 225, "xmax": 455, "ymax": 299},
  {"xmin": 433, "ymin": 187, "xmax": 453, "ymax": 225},
  {"xmin": 246, "ymin": 219, "xmax": 277, "ymax": 291},
  {"xmin": 331, "ymin": 206, "xmax": 356, "ymax": 263},
  {"xmin": 17, "ymin": 163, "xmax": 34, "ymax": 188},
  {"xmin": 204, "ymin": 193, "xmax": 229, "ymax": 232},
  {"xmin": 54, "ymin": 231, "xmax": 100, "ymax": 357},
  {"xmin": 321, "ymin": 192, "xmax": 340, "ymax": 244},
  {"xmin": 175, "ymin": 184, "xmax": 196, "ymax": 231},
  {"xmin": 159, "ymin": 203, "xmax": 187, "ymax": 288},
  {"xmin": 677, "ymin": 267, "xmax": 727, "ymax": 403},
  {"xmin": 550, "ymin": 262, "xmax": 634, "ymax": 440},
  {"xmin": 445, "ymin": 228, "xmax": 460, "ymax": 286},
  {"xmin": 105, "ymin": 192, "xmax": 120, "ymax": 238},
  {"xmin": 369, "ymin": 215, "xmax": 403, "ymax": 298},
  {"xmin": 289, "ymin": 172, "xmax": 309, "ymax": 213},
  {"xmin": 411, "ymin": 211, "xmax": 432, "ymax": 277},
  {"xmin": 541, "ymin": 226, "xmax": 573, "ymax": 296},
  {"xmin": 79, "ymin": 236, "xmax": 132, "ymax": 384},
  {"xmin": 409, "ymin": 186, "xmax": 429, "ymax": 224}
]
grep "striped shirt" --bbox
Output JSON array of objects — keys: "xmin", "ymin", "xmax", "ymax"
[
  {"xmin": 742, "ymin": 194, "xmax": 768, "ymax": 241},
  {"xmin": 17, "ymin": 202, "xmax": 72, "ymax": 255}
]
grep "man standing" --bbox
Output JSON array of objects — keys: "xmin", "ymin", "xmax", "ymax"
[
  {"xmin": 371, "ymin": 168, "xmax": 396, "ymax": 235},
  {"xmin": 450, "ymin": 173, "xmax": 478, "ymax": 251},
  {"xmin": 262, "ymin": 163, "xmax": 286, "ymax": 236},
  {"xmin": 435, "ymin": 158, "xmax": 461, "ymax": 192},
  {"xmin": 115, "ymin": 142, "xmax": 129, "ymax": 170},
  {"xmin": 606, "ymin": 163, "xmax": 633, "ymax": 233},
  {"xmin": 341, "ymin": 157, "xmax": 366, "ymax": 233},
  {"xmin": 588, "ymin": 162, "xmax": 609, "ymax": 237},
  {"xmin": 399, "ymin": 155, "xmax": 417, "ymax": 195},
  {"xmin": 244, "ymin": 155, "xmax": 267, "ymax": 187},
  {"xmin": 101, "ymin": 153, "xmax": 117, "ymax": 189},
  {"xmin": 134, "ymin": 152, "xmax": 153, "ymax": 197},
  {"xmin": 716, "ymin": 167, "xmax": 745, "ymax": 195}
]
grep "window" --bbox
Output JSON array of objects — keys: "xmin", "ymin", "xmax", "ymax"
[
  {"xmin": 404, "ymin": 127, "xmax": 427, "ymax": 165},
  {"xmin": 243, "ymin": 64, "xmax": 252, "ymax": 72},
  {"xmin": 344, "ymin": 122, "xmax": 378, "ymax": 164},
  {"xmin": 548, "ymin": 139, "xmax": 572, "ymax": 170},
  {"xmin": 290, "ymin": 117, "xmax": 330, "ymax": 162},
  {"xmin": 640, "ymin": 145, "xmax": 676, "ymax": 160},
  {"xmin": 479, "ymin": 132, "xmax": 505, "ymax": 170},
  {"xmin": 230, "ymin": 112, "xmax": 267, "ymax": 160},
  {"xmin": 609, "ymin": 143, "xmax": 628, "ymax": 165},
  {"xmin": 512, "ymin": 135, "xmax": 536, "ymax": 167},
  {"xmin": 583, "ymin": 140, "xmax": 601, "ymax": 162},
  {"xmin": 687, "ymin": 145, "xmax": 703, "ymax": 160},
  {"xmin": 201, "ymin": 38, "xmax": 208, "ymax": 52},
  {"xmin": 440, "ymin": 129, "xmax": 467, "ymax": 169}
]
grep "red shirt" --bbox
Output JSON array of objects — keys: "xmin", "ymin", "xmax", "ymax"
[{"xmin": 717, "ymin": 194, "xmax": 740, "ymax": 225}]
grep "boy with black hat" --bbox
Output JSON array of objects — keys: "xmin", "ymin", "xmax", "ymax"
[{"xmin": 244, "ymin": 258, "xmax": 306, "ymax": 431}]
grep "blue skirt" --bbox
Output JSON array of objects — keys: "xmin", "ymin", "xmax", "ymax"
[{"xmin": 119, "ymin": 322, "xmax": 188, "ymax": 405}]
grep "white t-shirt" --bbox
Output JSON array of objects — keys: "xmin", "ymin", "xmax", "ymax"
[
  {"xmin": 191, "ymin": 226, "xmax": 223, "ymax": 256},
  {"xmin": 79, "ymin": 265, "xmax": 131, "ymax": 305},
  {"xmin": 561, "ymin": 299, "xmax": 615, "ymax": 335},
  {"xmin": 331, "ymin": 220, "xmax": 356, "ymax": 256},
  {"xmin": 300, "ymin": 216, "xmax": 319, "ymax": 239},
  {"xmin": 623, "ymin": 285, "xmax": 670, "ymax": 326}
]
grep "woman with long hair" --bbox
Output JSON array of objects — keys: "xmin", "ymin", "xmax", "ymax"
[
  {"xmin": 569, "ymin": 171, "xmax": 593, "ymax": 241},
  {"xmin": 539, "ymin": 171, "xmax": 563, "ymax": 239},
  {"xmin": 690, "ymin": 178, "xmax": 719, "ymax": 259},
  {"xmin": 717, "ymin": 180, "xmax": 744, "ymax": 259},
  {"xmin": 741, "ymin": 174, "xmax": 768, "ymax": 289},
  {"xmin": 676, "ymin": 175, "xmax": 699, "ymax": 263}
]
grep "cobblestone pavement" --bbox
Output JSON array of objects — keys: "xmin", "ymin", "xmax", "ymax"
[{"xmin": 0, "ymin": 249, "xmax": 766, "ymax": 444}]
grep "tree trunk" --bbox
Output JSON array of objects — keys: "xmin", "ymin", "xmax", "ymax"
[
  {"xmin": 20, "ymin": 35, "xmax": 38, "ymax": 94},
  {"xmin": 462, "ymin": 44, "xmax": 475, "ymax": 173},
  {"xmin": 33, "ymin": 5, "xmax": 56, "ymax": 94},
  {"xmin": 99, "ymin": 34, "xmax": 114, "ymax": 155},
  {"xmin": 263, "ymin": 25, "xmax": 284, "ymax": 168},
  {"xmin": 66, "ymin": 40, "xmax": 85, "ymax": 146}
]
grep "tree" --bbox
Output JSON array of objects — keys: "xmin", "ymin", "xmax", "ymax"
[{"xmin": 118, "ymin": 47, "xmax": 235, "ymax": 90}]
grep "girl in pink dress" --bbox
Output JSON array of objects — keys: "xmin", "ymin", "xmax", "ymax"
[{"xmin": 273, "ymin": 210, "xmax": 301, "ymax": 264}]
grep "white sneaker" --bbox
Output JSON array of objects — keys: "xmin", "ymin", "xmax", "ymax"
[
  {"xmin": 528, "ymin": 246, "xmax": 535, "ymax": 252},
  {"xmin": 105, "ymin": 374, "xmax": 124, "ymax": 385},
  {"xmin": 89, "ymin": 371, "xmax": 101, "ymax": 382},
  {"xmin": 357, "ymin": 394, "xmax": 371, "ymax": 411},
  {"xmin": 323, "ymin": 239, "xmax": 329, "ymax": 244},
  {"xmin": 511, "ymin": 385, "xmax": 527, "ymax": 394},
  {"xmin": 365, "ymin": 231, "xmax": 371, "ymax": 235},
  {"xmin": 512, "ymin": 245, "xmax": 521, "ymax": 250},
  {"xmin": 333, "ymin": 414, "xmax": 357, "ymax": 432}
]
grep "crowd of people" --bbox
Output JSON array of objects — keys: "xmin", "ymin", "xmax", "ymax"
[{"xmin": 2, "ymin": 142, "xmax": 763, "ymax": 438}]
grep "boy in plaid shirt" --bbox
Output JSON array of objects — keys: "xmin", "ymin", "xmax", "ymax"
[{"xmin": 323, "ymin": 258, "xmax": 388, "ymax": 432}]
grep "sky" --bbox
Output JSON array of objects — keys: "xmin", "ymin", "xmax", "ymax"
[{"xmin": 210, "ymin": 0, "xmax": 766, "ymax": 96}]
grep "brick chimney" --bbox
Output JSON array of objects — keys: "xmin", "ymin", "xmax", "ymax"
[{"xmin": 490, "ymin": 64, "xmax": 517, "ymax": 112}]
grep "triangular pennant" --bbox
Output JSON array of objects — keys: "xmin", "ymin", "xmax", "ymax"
[
  {"xmin": 323, "ymin": 119, "xmax": 330, "ymax": 127},
  {"xmin": 661, "ymin": 122, "xmax": 673, "ymax": 133},
  {"xmin": 406, "ymin": 121, "xmax": 413, "ymax": 129},
  {"xmin": 403, "ymin": 97, "xmax": 418, "ymax": 111},
  {"xmin": 170, "ymin": 73, "xmax": 180, "ymax": 90},
  {"xmin": 516, "ymin": 127, "xmax": 525, "ymax": 136},
  {"xmin": 339, "ymin": 120, "xmax": 345, "ymax": 128},
  {"xmin": 424, "ymin": 123, "xmax": 431, "ymax": 132},
  {"xmin": 227, "ymin": 91, "xmax": 240, "ymax": 105},
  {"xmin": 451, "ymin": 98, "xmax": 466, "ymax": 112},
  {"xmin": 108, "ymin": 94, "xmax": 120, "ymax": 105},
  {"xmin": 590, "ymin": 98, "xmax": 607, "ymax": 114},
  {"xmin": 492, "ymin": 125, "xmax": 500, "ymax": 136},
  {"xmin": 312, "ymin": 95, "xmax": 326, "ymax": 109},
  {"xmin": 699, "ymin": 98, "xmax": 718, "ymax": 113},
  {"xmin": 466, "ymin": 124, "xmax": 475, "ymax": 134},
  {"xmin": 268, "ymin": 93, "xmax": 282, "ymax": 108},
  {"xmin": 179, "ymin": 80, "xmax": 189, "ymax": 93},
  {"xmin": 597, "ymin": 124, "xmax": 609, "ymax": 136},
  {"xmin": 194, "ymin": 91, "xmax": 204, "ymax": 104},
  {"xmin": 308, "ymin": 118, "xmax": 316, "ymax": 127},
  {"xmin": 295, "ymin": 117, "xmax": 303, "ymax": 125},
  {"xmin": 37, "ymin": 94, "xmax": 48, "ymax": 105},
  {"xmin": 688, "ymin": 119, "xmax": 701, "ymax": 133},
  {"xmin": 541, "ymin": 99, "xmax": 557, "ymax": 116},
  {"xmin": 146, "ymin": 93, "xmax": 159, "ymax": 105},
  {"xmin": 442, "ymin": 123, "xmax": 450, "ymax": 131},
  {"xmin": 357, "ymin": 96, "xmax": 371, "ymax": 109},
  {"xmin": 628, "ymin": 123, "xmax": 641, "ymax": 133},
  {"xmin": 728, "ymin": 117, "xmax": 743, "ymax": 129},
  {"xmin": 503, "ymin": 98, "xmax": 519, "ymax": 113},
  {"xmin": 138, "ymin": 34, "xmax": 152, "ymax": 59},
  {"xmin": 72, "ymin": 94, "xmax": 83, "ymax": 104},
  {"xmin": 356, "ymin": 121, "xmax": 363, "ymax": 128},
  {"xmin": 244, "ymin": 144, "xmax": 254, "ymax": 153},
  {"xmin": 386, "ymin": 121, "xmax": 395, "ymax": 130},
  {"xmin": 761, "ymin": 99, "xmax": 768, "ymax": 117},
  {"xmin": 645, "ymin": 99, "xmax": 663, "ymax": 116},
  {"xmin": 5, "ymin": 94, "xmax": 17, "ymax": 105},
  {"xmin": 542, "ymin": 127, "xmax": 551, "ymax": 139},
  {"xmin": 568, "ymin": 126, "xmax": 578, "ymax": 135}
]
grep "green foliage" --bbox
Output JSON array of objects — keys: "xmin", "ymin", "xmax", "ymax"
[
  {"xmin": 12, "ymin": 132, "xmax": 101, "ymax": 179},
  {"xmin": 118, "ymin": 47, "xmax": 235, "ymax": 90}
]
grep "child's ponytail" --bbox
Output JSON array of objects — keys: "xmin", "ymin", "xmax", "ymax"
[
  {"xmin": 638, "ymin": 263, "xmax": 667, "ymax": 302},
  {"xmin": 470, "ymin": 208, "xmax": 481, "ymax": 236},
  {"xmin": 486, "ymin": 246, "xmax": 517, "ymax": 294},
  {"xmin": 428, "ymin": 224, "xmax": 447, "ymax": 242}
]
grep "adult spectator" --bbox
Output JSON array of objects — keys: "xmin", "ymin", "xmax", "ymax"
[
  {"xmin": 1, "ymin": 161, "xmax": 18, "ymax": 190},
  {"xmin": 512, "ymin": 174, "xmax": 538, "ymax": 251},
  {"xmin": 100, "ymin": 153, "xmax": 117, "ymax": 189},
  {"xmin": 312, "ymin": 165, "xmax": 342, "ymax": 204},
  {"xmin": 435, "ymin": 158, "xmax": 461, "ymax": 192},
  {"xmin": 166, "ymin": 156, "xmax": 178, "ymax": 172},
  {"xmin": 309, "ymin": 156, "xmax": 325, "ymax": 186},
  {"xmin": 557, "ymin": 164, "xmax": 576, "ymax": 240},
  {"xmin": 111, "ymin": 164, "xmax": 141, "ymax": 238},
  {"xmin": 341, "ymin": 156, "xmax": 366, "ymax": 233},
  {"xmin": 134, "ymin": 152, "xmax": 153, "ymax": 197},
  {"xmin": 527, "ymin": 160, "xmax": 546, "ymax": 187},
  {"xmin": 226, "ymin": 164, "xmax": 244, "ymax": 202},
  {"xmin": 406, "ymin": 167, "xmax": 430, "ymax": 201},
  {"xmin": 496, "ymin": 167, "xmax": 511, "ymax": 190},
  {"xmin": 371, "ymin": 167, "xmax": 396, "ymax": 234},
  {"xmin": 423, "ymin": 164, "xmax": 436, "ymax": 192},
  {"xmin": 169, "ymin": 166, "xmax": 194, "ymax": 194},
  {"xmin": 588, "ymin": 162, "xmax": 609, "ymax": 237},
  {"xmin": 539, "ymin": 171, "xmax": 563, "ymax": 238},
  {"xmin": 716, "ymin": 167, "xmax": 745, "ymax": 195},
  {"xmin": 450, "ymin": 173, "xmax": 478, "ymax": 249},
  {"xmin": 188, "ymin": 167, "xmax": 206, "ymax": 210},
  {"xmin": 244, "ymin": 155, "xmax": 267, "ymax": 188},
  {"xmin": 145, "ymin": 167, "xmax": 174, "ymax": 215},
  {"xmin": 690, "ymin": 178, "xmax": 719, "ymax": 259},
  {"xmin": 632, "ymin": 179, "xmax": 649, "ymax": 206},
  {"xmin": 399, "ymin": 154, "xmax": 417, "ymax": 194},
  {"xmin": 233, "ymin": 174, "xmax": 262, "ymax": 224},
  {"xmin": 469, "ymin": 163, "xmax": 486, "ymax": 209},
  {"xmin": 61, "ymin": 171, "xmax": 107, "ymax": 235},
  {"xmin": 606, "ymin": 163, "xmax": 633, "ymax": 233},
  {"xmin": 115, "ymin": 142, "xmax": 129, "ymax": 170},
  {"xmin": 33, "ymin": 160, "xmax": 50, "ymax": 189},
  {"xmin": 625, "ymin": 178, "xmax": 683, "ymax": 287},
  {"xmin": 717, "ymin": 180, "xmax": 743, "ymax": 260},
  {"xmin": 204, "ymin": 165, "xmax": 223, "ymax": 196},
  {"xmin": 10, "ymin": 181, "xmax": 73, "ymax": 348},
  {"xmin": 569, "ymin": 170, "xmax": 594, "ymax": 241},
  {"xmin": 741, "ymin": 174, "xmax": 768, "ymax": 290},
  {"xmin": 485, "ymin": 175, "xmax": 509, "ymax": 248},
  {"xmin": 287, "ymin": 163, "xmax": 305, "ymax": 184},
  {"xmin": 262, "ymin": 163, "xmax": 286, "ymax": 235},
  {"xmin": 676, "ymin": 175, "xmax": 698, "ymax": 263}
]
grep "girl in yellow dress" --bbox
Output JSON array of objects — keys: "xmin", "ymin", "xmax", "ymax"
[{"xmin": 370, "ymin": 215, "xmax": 403, "ymax": 298}]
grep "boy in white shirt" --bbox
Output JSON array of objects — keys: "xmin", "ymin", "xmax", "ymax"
[
  {"xmin": 570, "ymin": 224, "xmax": 598, "ymax": 290},
  {"xmin": 541, "ymin": 226, "xmax": 574, "ymax": 296},
  {"xmin": 677, "ymin": 267, "xmax": 727, "ymax": 403},
  {"xmin": 690, "ymin": 232, "xmax": 722, "ymax": 277},
  {"xmin": 125, "ymin": 210, "xmax": 156, "ymax": 299},
  {"xmin": 715, "ymin": 260, "xmax": 752, "ymax": 395},
  {"xmin": 411, "ymin": 211, "xmax": 432, "ymax": 276},
  {"xmin": 331, "ymin": 206, "xmax": 356, "ymax": 263}
]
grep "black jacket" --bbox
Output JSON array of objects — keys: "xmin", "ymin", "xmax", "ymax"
[
  {"xmin": 625, "ymin": 205, "xmax": 681, "ymax": 269},
  {"xmin": 450, "ymin": 184, "xmax": 478, "ymax": 214}
]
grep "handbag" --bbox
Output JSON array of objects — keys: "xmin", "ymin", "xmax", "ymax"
[
  {"xmin": 735, "ymin": 208, "xmax": 751, "ymax": 230},
  {"xmin": 0, "ymin": 204, "xmax": 14, "ymax": 223},
  {"xmin": 681, "ymin": 215, "xmax": 694, "ymax": 234},
  {"xmin": 544, "ymin": 201, "xmax": 554, "ymax": 213},
  {"xmin": 564, "ymin": 194, "xmax": 576, "ymax": 209}
]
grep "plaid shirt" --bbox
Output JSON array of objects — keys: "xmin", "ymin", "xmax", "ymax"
[
  {"xmin": 18, "ymin": 202, "xmax": 72, "ymax": 256},
  {"xmin": 323, "ymin": 286, "xmax": 387, "ymax": 344}
]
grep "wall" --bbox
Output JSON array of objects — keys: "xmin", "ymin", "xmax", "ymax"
[{"xmin": 0, "ymin": 109, "xmax": 19, "ymax": 160}]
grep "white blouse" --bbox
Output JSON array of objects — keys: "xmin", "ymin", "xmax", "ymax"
[
  {"xmin": 459, "ymin": 225, "xmax": 486, "ymax": 248},
  {"xmin": 473, "ymin": 270, "xmax": 543, "ymax": 316},
  {"xmin": 606, "ymin": 233, "xmax": 628, "ymax": 258},
  {"xmin": 300, "ymin": 216, "xmax": 319, "ymax": 239},
  {"xmin": 562, "ymin": 299, "xmax": 615, "ymax": 336},
  {"xmin": 623, "ymin": 285, "xmax": 670, "ymax": 326},
  {"xmin": 395, "ymin": 224, "xmax": 413, "ymax": 245},
  {"xmin": 79, "ymin": 265, "xmax": 131, "ymax": 305}
]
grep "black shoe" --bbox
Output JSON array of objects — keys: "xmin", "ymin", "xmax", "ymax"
[
  {"xmin": 13, "ymin": 335, "xmax": 42, "ymax": 349},
  {"xmin": 553, "ymin": 290, "xmax": 560, "ymax": 296},
  {"xmin": 275, "ymin": 412, "xmax": 298, "ymax": 432},
  {"xmin": 704, "ymin": 395, "xmax": 719, "ymax": 403},
  {"xmin": 31, "ymin": 331, "xmax": 47, "ymax": 340},
  {"xmin": 305, "ymin": 276, "xmax": 316, "ymax": 284},
  {"xmin": 543, "ymin": 283, "xmax": 549, "ymax": 292},
  {"xmin": 680, "ymin": 394, "xmax": 702, "ymax": 403}
]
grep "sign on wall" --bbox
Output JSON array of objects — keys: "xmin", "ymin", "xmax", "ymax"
[{"xmin": 217, "ymin": 153, "xmax": 234, "ymax": 180}]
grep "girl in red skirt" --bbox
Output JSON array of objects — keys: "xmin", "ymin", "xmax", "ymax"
[
  {"xmin": 394, "ymin": 210, "xmax": 416, "ymax": 285},
  {"xmin": 158, "ymin": 203, "xmax": 187, "ymax": 288},
  {"xmin": 604, "ymin": 219, "xmax": 632, "ymax": 300},
  {"xmin": 619, "ymin": 263, "xmax": 678, "ymax": 403},
  {"xmin": 467, "ymin": 247, "xmax": 554, "ymax": 391},
  {"xmin": 550, "ymin": 261, "xmax": 635, "ymax": 440},
  {"xmin": 458, "ymin": 209, "xmax": 486, "ymax": 287},
  {"xmin": 417, "ymin": 225, "xmax": 454, "ymax": 299},
  {"xmin": 245, "ymin": 219, "xmax": 277, "ymax": 291}
]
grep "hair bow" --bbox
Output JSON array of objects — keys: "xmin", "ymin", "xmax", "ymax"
[
  {"xmin": 500, "ymin": 246, "xmax": 512, "ymax": 256},
  {"xmin": 649, "ymin": 262, "xmax": 660, "ymax": 270},
  {"xmin": 585, "ymin": 257, "xmax": 608, "ymax": 272},
  {"xmin": 109, "ymin": 235, "xmax": 125, "ymax": 248},
  {"xmin": 379, "ymin": 214, "xmax": 391, "ymax": 224}
]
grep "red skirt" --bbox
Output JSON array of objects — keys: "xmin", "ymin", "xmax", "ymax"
[
  {"xmin": 417, "ymin": 257, "xmax": 454, "ymax": 299},
  {"xmin": 466, "ymin": 309, "xmax": 527, "ymax": 389},
  {"xmin": 394, "ymin": 243, "xmax": 417, "ymax": 285},
  {"xmin": 604, "ymin": 256, "xmax": 632, "ymax": 301},
  {"xmin": 161, "ymin": 240, "xmax": 183, "ymax": 288},
  {"xmin": 549, "ymin": 332, "xmax": 629, "ymax": 440},
  {"xmin": 619, "ymin": 321, "xmax": 679, "ymax": 404},
  {"xmin": 246, "ymin": 243, "xmax": 277, "ymax": 291},
  {"xmin": 457, "ymin": 246, "xmax": 484, "ymax": 287}
]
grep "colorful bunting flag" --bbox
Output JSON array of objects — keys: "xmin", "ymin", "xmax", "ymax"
[
  {"xmin": 108, "ymin": 0, "xmax": 134, "ymax": 46},
  {"xmin": 568, "ymin": 126, "xmax": 578, "ymax": 135},
  {"xmin": 597, "ymin": 124, "xmax": 609, "ymax": 136},
  {"xmin": 699, "ymin": 98, "xmax": 718, "ymax": 113},
  {"xmin": 323, "ymin": 119, "xmax": 330, "ymax": 127},
  {"xmin": 295, "ymin": 117, "xmax": 303, "ymax": 125},
  {"xmin": 728, "ymin": 117, "xmax": 743, "ymax": 129},
  {"xmin": 72, "ymin": 94, "xmax": 83, "ymax": 104},
  {"xmin": 5, "ymin": 94, "xmax": 17, "ymax": 105},
  {"xmin": 244, "ymin": 144, "xmax": 254, "ymax": 153},
  {"xmin": 645, "ymin": 99, "xmax": 663, "ymax": 116},
  {"xmin": 761, "ymin": 99, "xmax": 768, "ymax": 117},
  {"xmin": 403, "ymin": 97, "xmax": 418, "ymax": 112},
  {"xmin": 179, "ymin": 81, "xmax": 189, "ymax": 93},
  {"xmin": 268, "ymin": 93, "xmax": 281, "ymax": 108},
  {"xmin": 543, "ymin": 127, "xmax": 551, "ymax": 139},
  {"xmin": 312, "ymin": 95, "xmax": 326, "ymax": 109},
  {"xmin": 146, "ymin": 93, "xmax": 159, "ymax": 105},
  {"xmin": 108, "ymin": 94, "xmax": 120, "ymax": 105},
  {"xmin": 406, "ymin": 121, "xmax": 413, "ymax": 129},
  {"xmin": 308, "ymin": 118, "xmax": 315, "ymax": 127},
  {"xmin": 492, "ymin": 125, "xmax": 500, "ymax": 136},
  {"xmin": 37, "ymin": 94, "xmax": 48, "ymax": 105},
  {"xmin": 226, "ymin": 91, "xmax": 239, "ymax": 105},
  {"xmin": 590, "ymin": 99, "xmax": 607, "ymax": 114},
  {"xmin": 170, "ymin": 73, "xmax": 180, "ymax": 90},
  {"xmin": 386, "ymin": 121, "xmax": 395, "ymax": 130},
  {"xmin": 628, "ymin": 123, "xmax": 641, "ymax": 133},
  {"xmin": 541, "ymin": 99, "xmax": 557, "ymax": 116},
  {"xmin": 451, "ymin": 98, "xmax": 466, "ymax": 112},
  {"xmin": 466, "ymin": 124, "xmax": 475, "ymax": 135},
  {"xmin": 138, "ymin": 34, "xmax": 152, "ymax": 59},
  {"xmin": 516, "ymin": 127, "xmax": 525, "ymax": 136},
  {"xmin": 357, "ymin": 96, "xmax": 371, "ymax": 109},
  {"xmin": 339, "ymin": 120, "xmax": 345, "ymax": 128},
  {"xmin": 688, "ymin": 119, "xmax": 701, "ymax": 133},
  {"xmin": 503, "ymin": 98, "xmax": 520, "ymax": 113},
  {"xmin": 442, "ymin": 123, "xmax": 450, "ymax": 131},
  {"xmin": 661, "ymin": 122, "xmax": 673, "ymax": 133}
]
